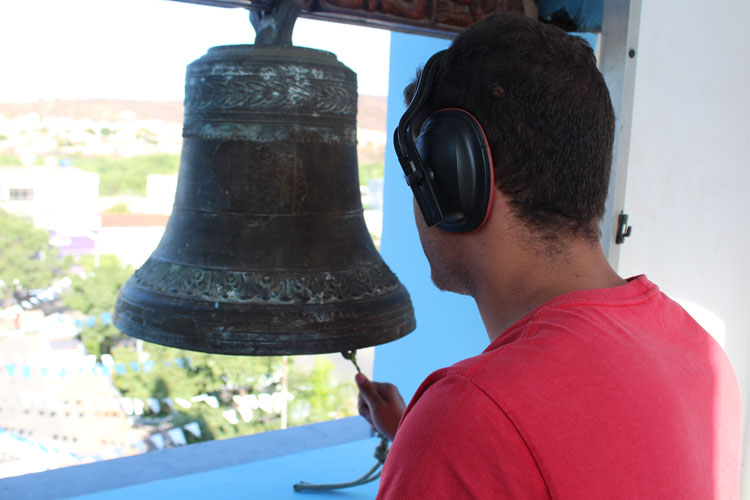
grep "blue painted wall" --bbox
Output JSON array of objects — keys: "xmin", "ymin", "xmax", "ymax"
[
  {"xmin": 372, "ymin": 32, "xmax": 488, "ymax": 401},
  {"xmin": 372, "ymin": 29, "xmax": 600, "ymax": 401}
]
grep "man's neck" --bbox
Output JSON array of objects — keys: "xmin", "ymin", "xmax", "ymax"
[{"xmin": 472, "ymin": 237, "xmax": 626, "ymax": 343}]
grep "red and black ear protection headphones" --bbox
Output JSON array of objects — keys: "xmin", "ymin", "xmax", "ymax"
[{"xmin": 393, "ymin": 50, "xmax": 495, "ymax": 234}]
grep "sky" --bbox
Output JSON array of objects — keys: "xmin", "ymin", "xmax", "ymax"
[{"xmin": 0, "ymin": 0, "xmax": 392, "ymax": 102}]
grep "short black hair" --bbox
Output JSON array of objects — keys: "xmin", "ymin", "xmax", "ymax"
[{"xmin": 406, "ymin": 13, "xmax": 615, "ymax": 242}]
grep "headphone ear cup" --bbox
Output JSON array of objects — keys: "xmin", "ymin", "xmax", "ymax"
[{"xmin": 415, "ymin": 109, "xmax": 494, "ymax": 233}]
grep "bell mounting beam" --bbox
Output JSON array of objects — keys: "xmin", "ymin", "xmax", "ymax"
[{"xmin": 170, "ymin": 0, "xmax": 529, "ymax": 38}]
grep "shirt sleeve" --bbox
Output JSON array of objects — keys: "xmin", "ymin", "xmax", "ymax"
[{"xmin": 376, "ymin": 374, "xmax": 549, "ymax": 500}]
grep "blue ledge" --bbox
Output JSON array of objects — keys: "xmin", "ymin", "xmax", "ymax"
[
  {"xmin": 0, "ymin": 417, "xmax": 379, "ymax": 500},
  {"xmin": 66, "ymin": 438, "xmax": 382, "ymax": 500}
]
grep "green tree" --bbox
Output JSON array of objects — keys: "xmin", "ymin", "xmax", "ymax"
[
  {"xmin": 358, "ymin": 162, "xmax": 384, "ymax": 187},
  {"xmin": 103, "ymin": 202, "xmax": 130, "ymax": 214},
  {"xmin": 0, "ymin": 209, "xmax": 67, "ymax": 305},
  {"xmin": 0, "ymin": 153, "xmax": 21, "ymax": 164},
  {"xmin": 63, "ymin": 254, "xmax": 132, "ymax": 315},
  {"xmin": 288, "ymin": 358, "xmax": 357, "ymax": 425},
  {"xmin": 62, "ymin": 254, "xmax": 133, "ymax": 357},
  {"xmin": 108, "ymin": 342, "xmax": 357, "ymax": 444},
  {"xmin": 110, "ymin": 343, "xmax": 291, "ymax": 439}
]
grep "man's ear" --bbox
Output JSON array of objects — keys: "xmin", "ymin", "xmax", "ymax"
[{"xmin": 416, "ymin": 109, "xmax": 495, "ymax": 234}]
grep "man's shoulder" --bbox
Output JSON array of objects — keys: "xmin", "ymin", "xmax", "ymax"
[{"xmin": 419, "ymin": 277, "xmax": 720, "ymax": 410}]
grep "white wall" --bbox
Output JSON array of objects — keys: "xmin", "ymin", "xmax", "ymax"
[
  {"xmin": 617, "ymin": 0, "xmax": 750, "ymax": 495},
  {"xmin": 96, "ymin": 226, "xmax": 166, "ymax": 268},
  {"xmin": 0, "ymin": 166, "xmax": 100, "ymax": 235}
]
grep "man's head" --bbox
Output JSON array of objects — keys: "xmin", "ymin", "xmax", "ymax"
[{"xmin": 406, "ymin": 13, "xmax": 615, "ymax": 244}]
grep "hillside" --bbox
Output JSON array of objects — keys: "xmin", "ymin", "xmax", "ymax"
[{"xmin": 0, "ymin": 96, "xmax": 387, "ymax": 131}]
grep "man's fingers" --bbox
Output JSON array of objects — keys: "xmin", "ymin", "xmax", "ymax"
[
  {"xmin": 358, "ymin": 394, "xmax": 372, "ymax": 419},
  {"xmin": 355, "ymin": 373, "xmax": 384, "ymax": 406},
  {"xmin": 374, "ymin": 382, "xmax": 402, "ymax": 403},
  {"xmin": 355, "ymin": 375, "xmax": 405, "ymax": 441}
]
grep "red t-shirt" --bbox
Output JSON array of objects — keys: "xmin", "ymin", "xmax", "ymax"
[{"xmin": 377, "ymin": 276, "xmax": 742, "ymax": 499}]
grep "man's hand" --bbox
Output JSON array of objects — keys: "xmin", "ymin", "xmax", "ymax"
[{"xmin": 355, "ymin": 373, "xmax": 406, "ymax": 441}]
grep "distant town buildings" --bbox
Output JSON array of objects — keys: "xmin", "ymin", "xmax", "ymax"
[
  {"xmin": 0, "ymin": 166, "xmax": 178, "ymax": 266},
  {"xmin": 0, "ymin": 97, "xmax": 387, "ymax": 266}
]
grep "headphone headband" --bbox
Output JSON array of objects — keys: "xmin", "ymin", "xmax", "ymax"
[{"xmin": 393, "ymin": 50, "xmax": 448, "ymax": 226}]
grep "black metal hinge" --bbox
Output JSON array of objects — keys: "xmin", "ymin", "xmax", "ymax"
[{"xmin": 615, "ymin": 211, "xmax": 632, "ymax": 244}]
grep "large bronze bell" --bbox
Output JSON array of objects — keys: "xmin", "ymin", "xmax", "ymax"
[{"xmin": 113, "ymin": 42, "xmax": 415, "ymax": 355}]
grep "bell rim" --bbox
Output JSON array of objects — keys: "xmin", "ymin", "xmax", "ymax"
[{"xmin": 113, "ymin": 278, "xmax": 416, "ymax": 356}]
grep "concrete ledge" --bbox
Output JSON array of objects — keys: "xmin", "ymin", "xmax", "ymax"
[{"xmin": 0, "ymin": 417, "xmax": 372, "ymax": 500}]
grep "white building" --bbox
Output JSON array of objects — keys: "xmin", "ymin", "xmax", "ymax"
[{"xmin": 0, "ymin": 166, "xmax": 100, "ymax": 254}]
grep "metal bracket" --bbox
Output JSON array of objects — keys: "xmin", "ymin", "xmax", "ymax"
[
  {"xmin": 250, "ymin": 0, "xmax": 304, "ymax": 46},
  {"xmin": 615, "ymin": 211, "xmax": 632, "ymax": 244}
]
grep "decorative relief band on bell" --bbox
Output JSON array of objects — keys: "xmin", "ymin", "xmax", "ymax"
[
  {"xmin": 182, "ymin": 65, "xmax": 357, "ymax": 142},
  {"xmin": 184, "ymin": 76, "xmax": 356, "ymax": 116},
  {"xmin": 132, "ymin": 257, "xmax": 401, "ymax": 304}
]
